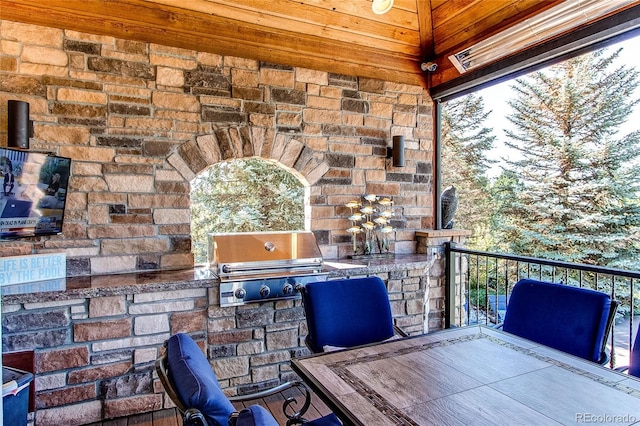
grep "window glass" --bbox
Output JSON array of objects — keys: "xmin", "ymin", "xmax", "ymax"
[{"xmin": 441, "ymin": 38, "xmax": 640, "ymax": 269}]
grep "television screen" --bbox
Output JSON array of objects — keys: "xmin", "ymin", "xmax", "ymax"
[{"xmin": 0, "ymin": 147, "xmax": 71, "ymax": 239}]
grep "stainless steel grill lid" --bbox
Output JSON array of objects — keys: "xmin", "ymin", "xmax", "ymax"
[
  {"xmin": 209, "ymin": 231, "xmax": 323, "ymax": 278},
  {"xmin": 209, "ymin": 231, "xmax": 328, "ymax": 306}
]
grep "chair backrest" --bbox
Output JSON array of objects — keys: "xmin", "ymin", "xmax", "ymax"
[
  {"xmin": 502, "ymin": 279, "xmax": 614, "ymax": 363},
  {"xmin": 629, "ymin": 324, "xmax": 640, "ymax": 377},
  {"xmin": 301, "ymin": 276, "xmax": 396, "ymax": 353},
  {"xmin": 161, "ymin": 333, "xmax": 236, "ymax": 426}
]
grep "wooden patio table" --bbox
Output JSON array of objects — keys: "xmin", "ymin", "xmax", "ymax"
[{"xmin": 291, "ymin": 325, "xmax": 640, "ymax": 425}]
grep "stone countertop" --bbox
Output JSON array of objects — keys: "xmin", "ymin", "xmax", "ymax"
[
  {"xmin": 1, "ymin": 254, "xmax": 432, "ymax": 304},
  {"xmin": 322, "ymin": 253, "xmax": 432, "ymax": 277}
]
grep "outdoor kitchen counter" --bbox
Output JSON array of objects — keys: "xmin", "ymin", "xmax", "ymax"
[
  {"xmin": 1, "ymin": 253, "xmax": 432, "ymax": 304},
  {"xmin": 322, "ymin": 253, "xmax": 433, "ymax": 277}
]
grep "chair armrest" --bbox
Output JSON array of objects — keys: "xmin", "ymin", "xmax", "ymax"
[
  {"xmin": 227, "ymin": 380, "xmax": 308, "ymax": 401},
  {"xmin": 597, "ymin": 299, "xmax": 618, "ymax": 366},
  {"xmin": 184, "ymin": 408, "xmax": 209, "ymax": 426},
  {"xmin": 230, "ymin": 406, "xmax": 279, "ymax": 426},
  {"xmin": 394, "ymin": 324, "xmax": 409, "ymax": 338},
  {"xmin": 228, "ymin": 381, "xmax": 312, "ymax": 425}
]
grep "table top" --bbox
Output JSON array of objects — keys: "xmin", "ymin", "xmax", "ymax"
[{"xmin": 291, "ymin": 325, "xmax": 640, "ymax": 425}]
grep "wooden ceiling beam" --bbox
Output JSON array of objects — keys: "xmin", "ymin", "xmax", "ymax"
[
  {"xmin": 416, "ymin": 0, "xmax": 435, "ymax": 60},
  {"xmin": 1, "ymin": 0, "xmax": 426, "ymax": 87}
]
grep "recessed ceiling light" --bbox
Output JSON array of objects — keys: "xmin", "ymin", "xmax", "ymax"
[{"xmin": 372, "ymin": 0, "xmax": 393, "ymax": 15}]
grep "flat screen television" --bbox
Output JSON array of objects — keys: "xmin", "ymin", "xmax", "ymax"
[{"xmin": 0, "ymin": 147, "xmax": 71, "ymax": 239}]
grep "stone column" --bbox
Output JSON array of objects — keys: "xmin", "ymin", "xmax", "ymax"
[{"xmin": 415, "ymin": 229, "xmax": 471, "ymax": 331}]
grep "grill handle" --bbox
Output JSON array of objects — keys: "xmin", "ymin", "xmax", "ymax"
[{"xmin": 220, "ymin": 260, "xmax": 322, "ymax": 274}]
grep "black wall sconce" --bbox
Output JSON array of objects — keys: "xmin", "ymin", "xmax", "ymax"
[
  {"xmin": 8, "ymin": 100, "xmax": 33, "ymax": 149},
  {"xmin": 386, "ymin": 135, "xmax": 405, "ymax": 167}
]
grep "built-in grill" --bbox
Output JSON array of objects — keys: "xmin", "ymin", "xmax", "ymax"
[{"xmin": 209, "ymin": 231, "xmax": 329, "ymax": 306}]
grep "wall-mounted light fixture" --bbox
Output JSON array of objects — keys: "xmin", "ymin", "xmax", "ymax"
[
  {"xmin": 372, "ymin": 0, "xmax": 393, "ymax": 15},
  {"xmin": 7, "ymin": 100, "xmax": 33, "ymax": 149},
  {"xmin": 386, "ymin": 135, "xmax": 404, "ymax": 167}
]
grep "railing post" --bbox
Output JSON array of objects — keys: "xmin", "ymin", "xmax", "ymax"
[{"xmin": 444, "ymin": 241, "xmax": 457, "ymax": 328}]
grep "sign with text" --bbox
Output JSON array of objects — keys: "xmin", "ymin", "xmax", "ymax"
[{"xmin": 0, "ymin": 253, "xmax": 66, "ymax": 287}]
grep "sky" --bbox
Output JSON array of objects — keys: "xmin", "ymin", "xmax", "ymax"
[{"xmin": 477, "ymin": 35, "xmax": 640, "ymax": 179}]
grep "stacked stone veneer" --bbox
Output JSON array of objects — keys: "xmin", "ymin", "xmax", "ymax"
[
  {"xmin": 2, "ymin": 265, "xmax": 428, "ymax": 425},
  {"xmin": 0, "ymin": 20, "xmax": 434, "ymax": 275},
  {"xmin": 416, "ymin": 230, "xmax": 472, "ymax": 329}
]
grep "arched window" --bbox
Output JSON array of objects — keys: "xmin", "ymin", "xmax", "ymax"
[{"xmin": 190, "ymin": 157, "xmax": 309, "ymax": 264}]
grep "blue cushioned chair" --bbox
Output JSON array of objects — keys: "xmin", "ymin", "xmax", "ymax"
[
  {"xmin": 156, "ymin": 333, "xmax": 342, "ymax": 426},
  {"xmin": 301, "ymin": 276, "xmax": 407, "ymax": 353},
  {"xmin": 501, "ymin": 279, "xmax": 617, "ymax": 364}
]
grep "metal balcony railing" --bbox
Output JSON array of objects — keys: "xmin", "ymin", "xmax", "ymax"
[{"xmin": 444, "ymin": 242, "xmax": 640, "ymax": 368}]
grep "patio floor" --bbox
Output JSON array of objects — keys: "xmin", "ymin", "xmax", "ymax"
[{"xmin": 85, "ymin": 386, "xmax": 334, "ymax": 425}]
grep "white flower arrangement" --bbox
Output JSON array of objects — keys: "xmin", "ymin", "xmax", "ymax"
[{"xmin": 345, "ymin": 194, "xmax": 395, "ymax": 255}]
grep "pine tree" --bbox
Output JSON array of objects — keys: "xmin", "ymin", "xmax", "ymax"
[
  {"xmin": 497, "ymin": 48, "xmax": 640, "ymax": 268},
  {"xmin": 190, "ymin": 158, "xmax": 305, "ymax": 264},
  {"xmin": 488, "ymin": 169, "xmax": 523, "ymax": 253},
  {"xmin": 441, "ymin": 94, "xmax": 496, "ymax": 248}
]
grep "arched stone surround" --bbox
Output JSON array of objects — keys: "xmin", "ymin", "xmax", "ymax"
[{"xmin": 168, "ymin": 127, "xmax": 329, "ymax": 185}]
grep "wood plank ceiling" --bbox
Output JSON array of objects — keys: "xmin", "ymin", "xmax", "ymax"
[{"xmin": 0, "ymin": 0, "xmax": 638, "ymax": 89}]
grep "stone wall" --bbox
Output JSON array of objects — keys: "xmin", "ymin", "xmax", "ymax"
[
  {"xmin": 2, "ymin": 265, "xmax": 429, "ymax": 424},
  {"xmin": 0, "ymin": 20, "xmax": 434, "ymax": 275}
]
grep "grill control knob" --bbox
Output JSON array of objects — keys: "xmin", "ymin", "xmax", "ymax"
[
  {"xmin": 259, "ymin": 285, "xmax": 271, "ymax": 298},
  {"xmin": 294, "ymin": 283, "xmax": 304, "ymax": 293},
  {"xmin": 234, "ymin": 288, "xmax": 246, "ymax": 299},
  {"xmin": 282, "ymin": 283, "xmax": 294, "ymax": 295}
]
